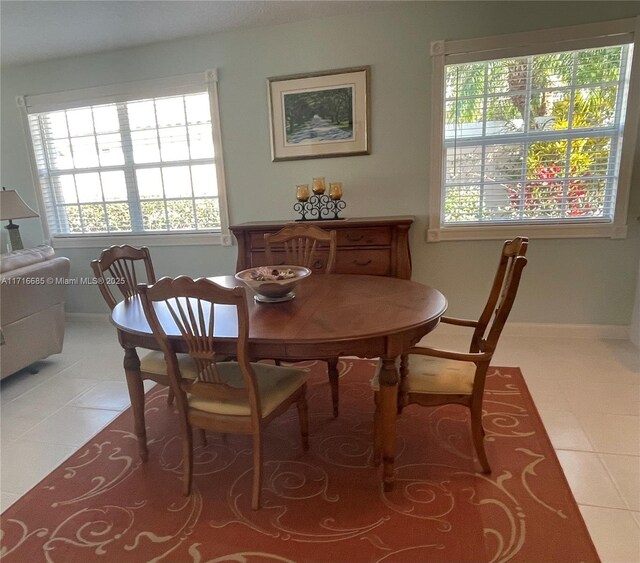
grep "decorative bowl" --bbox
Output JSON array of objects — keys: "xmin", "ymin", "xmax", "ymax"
[{"xmin": 235, "ymin": 265, "xmax": 311, "ymax": 302}]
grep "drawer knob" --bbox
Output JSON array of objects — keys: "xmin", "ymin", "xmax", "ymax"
[
  {"xmin": 313, "ymin": 260, "xmax": 324, "ymax": 270},
  {"xmin": 354, "ymin": 259, "xmax": 373, "ymax": 266},
  {"xmin": 347, "ymin": 233, "xmax": 364, "ymax": 241}
]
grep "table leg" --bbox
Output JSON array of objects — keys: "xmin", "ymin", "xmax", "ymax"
[
  {"xmin": 123, "ymin": 347, "xmax": 148, "ymax": 461},
  {"xmin": 378, "ymin": 357, "xmax": 399, "ymax": 492}
]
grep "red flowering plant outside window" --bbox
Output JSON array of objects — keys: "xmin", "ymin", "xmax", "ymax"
[
  {"xmin": 506, "ymin": 163, "xmax": 604, "ymax": 219},
  {"xmin": 442, "ymin": 46, "xmax": 626, "ymax": 227},
  {"xmin": 503, "ymin": 91, "xmax": 613, "ymax": 221}
]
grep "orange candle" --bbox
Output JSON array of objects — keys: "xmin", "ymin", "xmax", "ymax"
[
  {"xmin": 329, "ymin": 182, "xmax": 343, "ymax": 200},
  {"xmin": 312, "ymin": 177, "xmax": 326, "ymax": 195},
  {"xmin": 296, "ymin": 184, "xmax": 310, "ymax": 202}
]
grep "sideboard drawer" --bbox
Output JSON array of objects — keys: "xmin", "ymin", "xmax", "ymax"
[
  {"xmin": 249, "ymin": 229, "xmax": 389, "ymax": 249},
  {"xmin": 335, "ymin": 250, "xmax": 391, "ymax": 276},
  {"xmin": 250, "ymin": 250, "xmax": 330, "ymax": 274},
  {"xmin": 249, "ymin": 232, "xmax": 268, "ymax": 249},
  {"xmin": 230, "ymin": 217, "xmax": 414, "ymax": 279},
  {"xmin": 337, "ymin": 228, "xmax": 391, "ymax": 247}
]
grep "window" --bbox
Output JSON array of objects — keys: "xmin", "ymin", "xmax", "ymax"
[
  {"xmin": 18, "ymin": 71, "xmax": 231, "ymax": 247},
  {"xmin": 429, "ymin": 18, "xmax": 640, "ymax": 241}
]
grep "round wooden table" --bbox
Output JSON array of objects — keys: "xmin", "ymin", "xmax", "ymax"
[{"xmin": 111, "ymin": 273, "xmax": 447, "ymax": 490}]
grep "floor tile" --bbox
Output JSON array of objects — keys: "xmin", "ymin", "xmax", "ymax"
[
  {"xmin": 55, "ymin": 356, "xmax": 126, "ymax": 381},
  {"xmin": 600, "ymin": 453, "xmax": 640, "ymax": 512},
  {"xmin": 0, "ymin": 368, "xmax": 58, "ymax": 404},
  {"xmin": 0, "ymin": 492, "xmax": 20, "ymax": 513},
  {"xmin": 0, "ymin": 402, "xmax": 63, "ymax": 443},
  {"xmin": 579, "ymin": 413, "xmax": 640, "ymax": 456},
  {"xmin": 0, "ymin": 441, "xmax": 76, "ymax": 495},
  {"xmin": 70, "ymin": 380, "xmax": 133, "ymax": 410},
  {"xmin": 579, "ymin": 505, "xmax": 640, "ymax": 563},
  {"xmin": 523, "ymin": 379, "xmax": 572, "ymax": 411},
  {"xmin": 1, "ymin": 398, "xmax": 63, "ymax": 421},
  {"xmin": 556, "ymin": 450, "xmax": 627, "ymax": 509},
  {"xmin": 12, "ymin": 375, "xmax": 98, "ymax": 407},
  {"xmin": 560, "ymin": 378, "xmax": 640, "ymax": 416},
  {"xmin": 537, "ymin": 409, "xmax": 593, "ymax": 451},
  {"xmin": 18, "ymin": 406, "xmax": 120, "ymax": 447},
  {"xmin": 67, "ymin": 379, "xmax": 155, "ymax": 410}
]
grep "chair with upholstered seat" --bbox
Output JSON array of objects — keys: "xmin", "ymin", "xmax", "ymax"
[
  {"xmin": 263, "ymin": 224, "xmax": 342, "ymax": 416},
  {"xmin": 90, "ymin": 245, "xmax": 194, "ymax": 409},
  {"xmin": 138, "ymin": 276, "xmax": 309, "ymax": 510},
  {"xmin": 372, "ymin": 237, "xmax": 529, "ymax": 473}
]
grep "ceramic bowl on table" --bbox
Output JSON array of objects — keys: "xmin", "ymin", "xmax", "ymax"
[{"xmin": 234, "ymin": 265, "xmax": 311, "ymax": 302}]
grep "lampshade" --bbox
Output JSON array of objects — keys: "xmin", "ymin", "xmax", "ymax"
[{"xmin": 0, "ymin": 189, "xmax": 39, "ymax": 221}]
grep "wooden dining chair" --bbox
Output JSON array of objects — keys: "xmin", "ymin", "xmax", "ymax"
[
  {"xmin": 90, "ymin": 245, "xmax": 156, "ymax": 309},
  {"xmin": 264, "ymin": 223, "xmax": 338, "ymax": 274},
  {"xmin": 90, "ymin": 245, "xmax": 195, "ymax": 408},
  {"xmin": 263, "ymin": 224, "xmax": 342, "ymax": 417},
  {"xmin": 372, "ymin": 237, "xmax": 529, "ymax": 473},
  {"xmin": 138, "ymin": 276, "xmax": 309, "ymax": 510}
]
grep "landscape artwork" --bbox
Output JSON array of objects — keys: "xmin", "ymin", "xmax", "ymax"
[
  {"xmin": 283, "ymin": 86, "xmax": 354, "ymax": 145},
  {"xmin": 268, "ymin": 67, "xmax": 370, "ymax": 161}
]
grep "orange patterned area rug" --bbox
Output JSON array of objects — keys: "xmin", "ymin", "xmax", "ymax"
[{"xmin": 1, "ymin": 360, "xmax": 599, "ymax": 563}]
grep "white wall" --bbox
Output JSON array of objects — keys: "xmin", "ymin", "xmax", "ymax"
[{"xmin": 2, "ymin": 2, "xmax": 640, "ymax": 324}]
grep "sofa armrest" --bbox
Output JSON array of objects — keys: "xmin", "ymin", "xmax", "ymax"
[{"xmin": 0, "ymin": 256, "xmax": 71, "ymax": 326}]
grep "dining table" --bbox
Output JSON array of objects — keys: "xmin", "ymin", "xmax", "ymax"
[{"xmin": 111, "ymin": 273, "xmax": 447, "ymax": 491}]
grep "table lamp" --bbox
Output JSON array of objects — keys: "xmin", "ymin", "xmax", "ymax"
[{"xmin": 0, "ymin": 187, "xmax": 39, "ymax": 251}]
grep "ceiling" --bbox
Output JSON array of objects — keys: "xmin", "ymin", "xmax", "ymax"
[{"xmin": 0, "ymin": 1, "xmax": 401, "ymax": 67}]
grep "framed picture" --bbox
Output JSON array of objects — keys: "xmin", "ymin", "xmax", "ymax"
[{"xmin": 267, "ymin": 66, "xmax": 370, "ymax": 161}]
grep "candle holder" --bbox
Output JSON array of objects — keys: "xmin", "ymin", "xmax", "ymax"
[
  {"xmin": 294, "ymin": 194, "xmax": 346, "ymax": 221},
  {"xmin": 295, "ymin": 180, "xmax": 346, "ymax": 221},
  {"xmin": 312, "ymin": 177, "xmax": 326, "ymax": 195}
]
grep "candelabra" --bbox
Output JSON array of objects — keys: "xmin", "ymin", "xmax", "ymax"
[{"xmin": 294, "ymin": 178, "xmax": 346, "ymax": 221}]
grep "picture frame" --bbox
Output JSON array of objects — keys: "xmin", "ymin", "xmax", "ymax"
[{"xmin": 267, "ymin": 66, "xmax": 370, "ymax": 161}]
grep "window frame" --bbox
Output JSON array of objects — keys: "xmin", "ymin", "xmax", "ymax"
[
  {"xmin": 428, "ymin": 17, "xmax": 640, "ymax": 242},
  {"xmin": 17, "ymin": 70, "xmax": 232, "ymax": 248}
]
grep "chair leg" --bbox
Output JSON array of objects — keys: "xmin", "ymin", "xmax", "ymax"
[
  {"xmin": 470, "ymin": 405, "xmax": 491, "ymax": 473},
  {"xmin": 251, "ymin": 430, "xmax": 263, "ymax": 510},
  {"xmin": 372, "ymin": 391, "xmax": 382, "ymax": 466},
  {"xmin": 297, "ymin": 387, "xmax": 309, "ymax": 451},
  {"xmin": 167, "ymin": 388, "xmax": 175, "ymax": 406},
  {"xmin": 327, "ymin": 358, "xmax": 340, "ymax": 417},
  {"xmin": 182, "ymin": 426, "xmax": 194, "ymax": 495},
  {"xmin": 123, "ymin": 348, "xmax": 148, "ymax": 462},
  {"xmin": 197, "ymin": 428, "xmax": 207, "ymax": 447}
]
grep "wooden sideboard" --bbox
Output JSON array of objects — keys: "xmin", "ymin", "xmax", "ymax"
[{"xmin": 230, "ymin": 217, "xmax": 414, "ymax": 279}]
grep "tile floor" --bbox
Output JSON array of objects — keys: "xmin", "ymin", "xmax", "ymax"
[{"xmin": 1, "ymin": 317, "xmax": 639, "ymax": 562}]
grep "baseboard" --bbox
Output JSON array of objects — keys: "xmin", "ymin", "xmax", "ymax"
[
  {"xmin": 431, "ymin": 321, "xmax": 630, "ymax": 340},
  {"xmin": 65, "ymin": 312, "xmax": 111, "ymax": 323}
]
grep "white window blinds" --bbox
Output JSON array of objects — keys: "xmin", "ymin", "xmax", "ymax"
[
  {"xmin": 442, "ymin": 43, "xmax": 633, "ymax": 226},
  {"xmin": 22, "ymin": 73, "xmax": 225, "ymax": 238}
]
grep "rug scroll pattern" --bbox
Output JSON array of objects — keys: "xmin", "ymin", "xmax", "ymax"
[{"xmin": 0, "ymin": 361, "xmax": 599, "ymax": 562}]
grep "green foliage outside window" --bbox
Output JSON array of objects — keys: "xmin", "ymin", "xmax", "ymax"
[
  {"xmin": 61, "ymin": 198, "xmax": 220, "ymax": 233},
  {"xmin": 444, "ymin": 47, "xmax": 624, "ymax": 222}
]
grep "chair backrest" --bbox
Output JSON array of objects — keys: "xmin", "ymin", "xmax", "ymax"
[
  {"xmin": 91, "ymin": 245, "xmax": 156, "ymax": 310},
  {"xmin": 264, "ymin": 224, "xmax": 337, "ymax": 274},
  {"xmin": 471, "ymin": 237, "xmax": 528, "ymax": 355},
  {"xmin": 138, "ymin": 276, "xmax": 261, "ymax": 416}
]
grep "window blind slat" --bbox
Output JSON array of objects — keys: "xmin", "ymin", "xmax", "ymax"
[
  {"xmin": 24, "ymin": 72, "xmax": 213, "ymax": 113},
  {"xmin": 27, "ymin": 89, "xmax": 222, "ymax": 236},
  {"xmin": 443, "ymin": 44, "xmax": 631, "ymax": 226}
]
